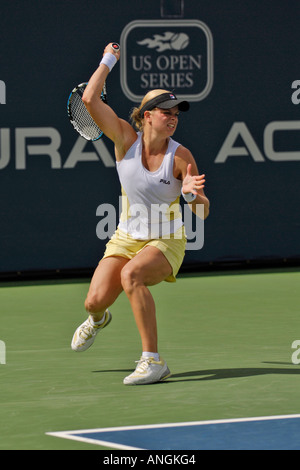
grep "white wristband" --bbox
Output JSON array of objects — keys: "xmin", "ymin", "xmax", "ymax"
[
  {"xmin": 100, "ymin": 52, "xmax": 117, "ymax": 72},
  {"xmin": 181, "ymin": 188, "xmax": 197, "ymax": 203}
]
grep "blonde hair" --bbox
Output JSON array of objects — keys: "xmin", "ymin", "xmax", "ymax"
[{"xmin": 130, "ymin": 89, "xmax": 171, "ymax": 131}]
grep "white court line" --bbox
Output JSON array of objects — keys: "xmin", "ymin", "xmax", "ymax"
[{"xmin": 46, "ymin": 413, "xmax": 300, "ymax": 450}]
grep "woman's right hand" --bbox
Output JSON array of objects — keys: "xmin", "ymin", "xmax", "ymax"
[{"xmin": 103, "ymin": 43, "xmax": 120, "ymax": 61}]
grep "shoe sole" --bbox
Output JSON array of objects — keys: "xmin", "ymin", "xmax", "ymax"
[
  {"xmin": 102, "ymin": 310, "xmax": 112, "ymax": 329},
  {"xmin": 123, "ymin": 366, "xmax": 171, "ymax": 385},
  {"xmin": 161, "ymin": 369, "xmax": 171, "ymax": 381}
]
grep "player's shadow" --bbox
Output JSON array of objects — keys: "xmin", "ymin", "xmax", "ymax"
[
  {"xmin": 167, "ymin": 363, "xmax": 300, "ymax": 383},
  {"xmin": 92, "ymin": 362, "xmax": 300, "ymax": 383}
]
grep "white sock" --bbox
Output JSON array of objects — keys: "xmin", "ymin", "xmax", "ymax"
[
  {"xmin": 89, "ymin": 312, "xmax": 106, "ymax": 326},
  {"xmin": 142, "ymin": 351, "xmax": 160, "ymax": 361}
]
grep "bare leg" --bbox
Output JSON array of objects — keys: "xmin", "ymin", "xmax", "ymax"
[
  {"xmin": 85, "ymin": 256, "xmax": 129, "ymax": 321},
  {"xmin": 120, "ymin": 246, "xmax": 172, "ymax": 352}
]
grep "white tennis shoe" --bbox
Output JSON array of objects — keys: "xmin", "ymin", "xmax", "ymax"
[
  {"xmin": 123, "ymin": 356, "xmax": 171, "ymax": 385},
  {"xmin": 71, "ymin": 310, "xmax": 112, "ymax": 352}
]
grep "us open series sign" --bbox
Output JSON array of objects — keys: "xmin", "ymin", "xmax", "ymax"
[{"xmin": 120, "ymin": 20, "xmax": 214, "ymax": 102}]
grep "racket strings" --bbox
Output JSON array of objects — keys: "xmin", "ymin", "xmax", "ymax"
[{"xmin": 69, "ymin": 89, "xmax": 103, "ymax": 141}]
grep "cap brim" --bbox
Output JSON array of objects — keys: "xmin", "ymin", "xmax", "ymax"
[{"xmin": 158, "ymin": 99, "xmax": 190, "ymax": 112}]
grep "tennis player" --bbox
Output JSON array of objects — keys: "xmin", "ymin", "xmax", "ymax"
[{"xmin": 71, "ymin": 43, "xmax": 210, "ymax": 385}]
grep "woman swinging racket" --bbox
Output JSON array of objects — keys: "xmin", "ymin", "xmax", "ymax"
[{"xmin": 71, "ymin": 42, "xmax": 210, "ymax": 385}]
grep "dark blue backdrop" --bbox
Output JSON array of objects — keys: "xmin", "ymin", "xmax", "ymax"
[{"xmin": 1, "ymin": 0, "xmax": 299, "ymax": 275}]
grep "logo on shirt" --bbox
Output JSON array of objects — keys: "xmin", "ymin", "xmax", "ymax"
[{"xmin": 160, "ymin": 178, "xmax": 170, "ymax": 185}]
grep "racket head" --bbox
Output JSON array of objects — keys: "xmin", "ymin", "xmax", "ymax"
[{"xmin": 67, "ymin": 82, "xmax": 105, "ymax": 141}]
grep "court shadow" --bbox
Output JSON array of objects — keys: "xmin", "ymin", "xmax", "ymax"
[
  {"xmin": 167, "ymin": 365, "xmax": 300, "ymax": 383},
  {"xmin": 92, "ymin": 369, "xmax": 133, "ymax": 373},
  {"xmin": 91, "ymin": 365, "xmax": 300, "ymax": 384}
]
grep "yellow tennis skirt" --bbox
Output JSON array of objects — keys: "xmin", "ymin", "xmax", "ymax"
[{"xmin": 102, "ymin": 226, "xmax": 187, "ymax": 282}]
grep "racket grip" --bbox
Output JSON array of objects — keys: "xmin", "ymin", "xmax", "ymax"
[{"xmin": 111, "ymin": 43, "xmax": 120, "ymax": 52}]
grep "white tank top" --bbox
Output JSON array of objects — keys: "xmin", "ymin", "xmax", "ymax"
[{"xmin": 116, "ymin": 132, "xmax": 183, "ymax": 240}]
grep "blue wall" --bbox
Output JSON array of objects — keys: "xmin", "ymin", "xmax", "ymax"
[{"xmin": 1, "ymin": 0, "xmax": 299, "ymax": 274}]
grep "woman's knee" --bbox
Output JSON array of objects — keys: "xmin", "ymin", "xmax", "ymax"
[
  {"xmin": 85, "ymin": 283, "xmax": 123, "ymax": 313},
  {"xmin": 84, "ymin": 293, "xmax": 106, "ymax": 313},
  {"xmin": 120, "ymin": 264, "xmax": 139, "ymax": 295}
]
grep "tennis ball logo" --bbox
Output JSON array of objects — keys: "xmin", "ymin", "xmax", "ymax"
[
  {"xmin": 137, "ymin": 32, "xmax": 189, "ymax": 52},
  {"xmin": 168, "ymin": 33, "xmax": 189, "ymax": 51}
]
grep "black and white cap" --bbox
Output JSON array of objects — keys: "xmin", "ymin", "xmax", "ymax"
[{"xmin": 139, "ymin": 92, "xmax": 190, "ymax": 117}]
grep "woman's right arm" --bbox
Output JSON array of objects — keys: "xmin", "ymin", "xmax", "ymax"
[{"xmin": 82, "ymin": 43, "xmax": 137, "ymax": 160}]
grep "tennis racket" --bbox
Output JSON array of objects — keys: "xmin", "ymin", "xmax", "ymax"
[{"xmin": 67, "ymin": 43, "xmax": 120, "ymax": 141}]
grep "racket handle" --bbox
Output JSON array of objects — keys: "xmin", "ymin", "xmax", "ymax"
[{"xmin": 111, "ymin": 43, "xmax": 120, "ymax": 52}]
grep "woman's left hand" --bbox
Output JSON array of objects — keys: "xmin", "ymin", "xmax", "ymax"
[{"xmin": 182, "ymin": 163, "xmax": 206, "ymax": 196}]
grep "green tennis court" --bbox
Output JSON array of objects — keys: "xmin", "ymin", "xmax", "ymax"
[{"xmin": 0, "ymin": 268, "xmax": 299, "ymax": 450}]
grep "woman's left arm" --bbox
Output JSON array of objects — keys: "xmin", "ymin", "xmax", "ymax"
[{"xmin": 174, "ymin": 147, "xmax": 210, "ymax": 219}]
